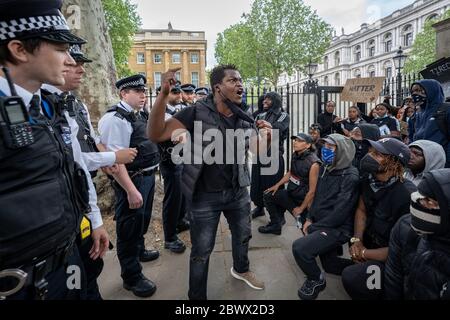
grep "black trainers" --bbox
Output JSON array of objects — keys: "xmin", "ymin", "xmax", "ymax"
[
  {"xmin": 251, "ymin": 207, "xmax": 265, "ymax": 219},
  {"xmin": 165, "ymin": 239, "xmax": 186, "ymax": 254},
  {"xmin": 139, "ymin": 249, "xmax": 160, "ymax": 262},
  {"xmin": 176, "ymin": 220, "xmax": 190, "ymax": 233},
  {"xmin": 297, "ymin": 277, "xmax": 326, "ymax": 300},
  {"xmin": 258, "ymin": 223, "xmax": 282, "ymax": 235},
  {"xmin": 123, "ymin": 276, "xmax": 157, "ymax": 298}
]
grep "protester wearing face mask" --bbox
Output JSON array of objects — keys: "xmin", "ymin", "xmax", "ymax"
[
  {"xmin": 292, "ymin": 134, "xmax": 360, "ymax": 300},
  {"xmin": 404, "ymin": 140, "xmax": 446, "ymax": 186},
  {"xmin": 371, "ymin": 103, "xmax": 401, "ymax": 139},
  {"xmin": 410, "ymin": 80, "xmax": 450, "ymax": 168},
  {"xmin": 350, "ymin": 123, "xmax": 381, "ymax": 175},
  {"xmin": 385, "ymin": 169, "xmax": 450, "ymax": 300},
  {"xmin": 341, "ymin": 138, "xmax": 417, "ymax": 300}
]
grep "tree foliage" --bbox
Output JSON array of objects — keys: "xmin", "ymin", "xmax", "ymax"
[
  {"xmin": 215, "ymin": 0, "xmax": 332, "ymax": 86},
  {"xmin": 102, "ymin": 0, "xmax": 142, "ymax": 78},
  {"xmin": 404, "ymin": 9, "xmax": 450, "ymax": 74}
]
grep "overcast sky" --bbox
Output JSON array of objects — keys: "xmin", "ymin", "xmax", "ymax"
[{"xmin": 130, "ymin": 0, "xmax": 416, "ymax": 68}]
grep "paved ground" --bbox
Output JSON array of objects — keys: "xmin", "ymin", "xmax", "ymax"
[{"xmin": 98, "ymin": 211, "xmax": 350, "ymax": 300}]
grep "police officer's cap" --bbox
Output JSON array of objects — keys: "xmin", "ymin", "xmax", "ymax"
[
  {"xmin": 195, "ymin": 87, "xmax": 209, "ymax": 96},
  {"xmin": 0, "ymin": 0, "xmax": 86, "ymax": 45},
  {"xmin": 69, "ymin": 44, "xmax": 92, "ymax": 63},
  {"xmin": 180, "ymin": 83, "xmax": 196, "ymax": 93},
  {"xmin": 116, "ymin": 74, "xmax": 147, "ymax": 91},
  {"xmin": 171, "ymin": 84, "xmax": 182, "ymax": 94}
]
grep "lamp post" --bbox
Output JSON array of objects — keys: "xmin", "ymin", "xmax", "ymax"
[
  {"xmin": 393, "ymin": 47, "xmax": 407, "ymax": 106},
  {"xmin": 303, "ymin": 59, "xmax": 319, "ymax": 93}
]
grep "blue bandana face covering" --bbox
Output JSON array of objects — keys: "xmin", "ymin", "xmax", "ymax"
[{"xmin": 321, "ymin": 147, "xmax": 335, "ymax": 165}]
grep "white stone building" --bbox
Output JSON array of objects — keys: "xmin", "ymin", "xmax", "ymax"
[{"xmin": 278, "ymin": 0, "xmax": 450, "ymax": 87}]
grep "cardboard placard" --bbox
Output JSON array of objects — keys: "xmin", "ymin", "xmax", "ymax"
[{"xmin": 341, "ymin": 77, "xmax": 385, "ymax": 103}]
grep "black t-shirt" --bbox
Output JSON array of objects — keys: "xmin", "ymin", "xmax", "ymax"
[
  {"xmin": 173, "ymin": 107, "xmax": 238, "ymax": 193},
  {"xmin": 371, "ymin": 117, "xmax": 399, "ymax": 136}
]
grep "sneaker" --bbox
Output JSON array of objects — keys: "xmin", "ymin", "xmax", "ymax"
[
  {"xmin": 164, "ymin": 239, "xmax": 186, "ymax": 254},
  {"xmin": 258, "ymin": 223, "xmax": 282, "ymax": 235},
  {"xmin": 297, "ymin": 277, "xmax": 326, "ymax": 300},
  {"xmin": 230, "ymin": 268, "xmax": 265, "ymax": 290}
]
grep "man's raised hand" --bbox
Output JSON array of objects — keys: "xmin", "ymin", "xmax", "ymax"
[{"xmin": 161, "ymin": 68, "xmax": 182, "ymax": 95}]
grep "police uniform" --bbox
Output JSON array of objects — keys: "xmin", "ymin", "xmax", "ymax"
[
  {"xmin": 195, "ymin": 87, "xmax": 209, "ymax": 100},
  {"xmin": 180, "ymin": 83, "xmax": 196, "ymax": 107},
  {"xmin": 0, "ymin": 0, "xmax": 87, "ymax": 300},
  {"xmin": 98, "ymin": 75, "xmax": 159, "ymax": 297}
]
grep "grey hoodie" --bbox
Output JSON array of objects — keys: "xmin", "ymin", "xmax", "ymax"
[
  {"xmin": 327, "ymin": 134, "xmax": 356, "ymax": 171},
  {"xmin": 404, "ymin": 140, "xmax": 446, "ymax": 186}
]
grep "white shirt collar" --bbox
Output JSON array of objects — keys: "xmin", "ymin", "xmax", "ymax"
[
  {"xmin": 0, "ymin": 76, "xmax": 41, "ymax": 110},
  {"xmin": 41, "ymin": 84, "xmax": 64, "ymax": 95},
  {"xmin": 119, "ymin": 100, "xmax": 133, "ymax": 112}
]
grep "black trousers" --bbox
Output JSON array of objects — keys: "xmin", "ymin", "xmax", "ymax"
[
  {"xmin": 292, "ymin": 229, "xmax": 351, "ymax": 280},
  {"xmin": 160, "ymin": 162, "xmax": 186, "ymax": 242},
  {"xmin": 342, "ymin": 261, "xmax": 385, "ymax": 300},
  {"xmin": 77, "ymin": 237, "xmax": 104, "ymax": 300},
  {"xmin": 263, "ymin": 189, "xmax": 301, "ymax": 226}
]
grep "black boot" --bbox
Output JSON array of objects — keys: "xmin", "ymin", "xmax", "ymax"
[
  {"xmin": 251, "ymin": 206, "xmax": 265, "ymax": 219},
  {"xmin": 123, "ymin": 276, "xmax": 157, "ymax": 298},
  {"xmin": 258, "ymin": 223, "xmax": 282, "ymax": 235}
]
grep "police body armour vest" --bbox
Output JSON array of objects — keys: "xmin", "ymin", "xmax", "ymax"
[
  {"xmin": 107, "ymin": 105, "xmax": 160, "ymax": 171},
  {"xmin": 0, "ymin": 90, "xmax": 84, "ymax": 270}
]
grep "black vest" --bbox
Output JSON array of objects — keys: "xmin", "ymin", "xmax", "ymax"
[
  {"xmin": 0, "ymin": 90, "xmax": 85, "ymax": 270},
  {"xmin": 181, "ymin": 97, "xmax": 252, "ymax": 202},
  {"xmin": 287, "ymin": 151, "xmax": 320, "ymax": 201},
  {"xmin": 107, "ymin": 105, "xmax": 160, "ymax": 171},
  {"xmin": 158, "ymin": 107, "xmax": 179, "ymax": 165}
]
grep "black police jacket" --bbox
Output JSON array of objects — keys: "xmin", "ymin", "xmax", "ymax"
[{"xmin": 0, "ymin": 90, "xmax": 86, "ymax": 270}]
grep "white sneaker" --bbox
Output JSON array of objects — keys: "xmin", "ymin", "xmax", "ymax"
[{"xmin": 230, "ymin": 268, "xmax": 265, "ymax": 290}]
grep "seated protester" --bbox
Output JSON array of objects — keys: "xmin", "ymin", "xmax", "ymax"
[
  {"xmin": 404, "ymin": 140, "xmax": 446, "ymax": 186},
  {"xmin": 292, "ymin": 134, "xmax": 360, "ymax": 300},
  {"xmin": 260, "ymin": 133, "xmax": 321, "ymax": 235},
  {"xmin": 309, "ymin": 123, "xmax": 323, "ymax": 158},
  {"xmin": 371, "ymin": 103, "xmax": 401, "ymax": 139},
  {"xmin": 340, "ymin": 106, "xmax": 366, "ymax": 137},
  {"xmin": 385, "ymin": 169, "xmax": 450, "ymax": 300},
  {"xmin": 350, "ymin": 124, "xmax": 380, "ymax": 174},
  {"xmin": 341, "ymin": 138, "xmax": 417, "ymax": 300}
]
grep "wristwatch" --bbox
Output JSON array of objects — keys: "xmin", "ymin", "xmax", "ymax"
[{"xmin": 350, "ymin": 237, "xmax": 361, "ymax": 244}]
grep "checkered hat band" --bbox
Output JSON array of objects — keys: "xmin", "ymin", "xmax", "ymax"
[
  {"xmin": 0, "ymin": 14, "xmax": 70, "ymax": 41},
  {"xmin": 118, "ymin": 80, "xmax": 146, "ymax": 91}
]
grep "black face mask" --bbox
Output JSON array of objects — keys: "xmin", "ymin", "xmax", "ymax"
[{"xmin": 360, "ymin": 154, "xmax": 382, "ymax": 174}]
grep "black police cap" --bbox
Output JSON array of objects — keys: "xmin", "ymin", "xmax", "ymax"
[
  {"xmin": 180, "ymin": 84, "xmax": 196, "ymax": 93},
  {"xmin": 116, "ymin": 74, "xmax": 147, "ymax": 91},
  {"xmin": 195, "ymin": 87, "xmax": 209, "ymax": 95},
  {"xmin": 0, "ymin": 0, "xmax": 86, "ymax": 45},
  {"xmin": 69, "ymin": 44, "xmax": 92, "ymax": 63}
]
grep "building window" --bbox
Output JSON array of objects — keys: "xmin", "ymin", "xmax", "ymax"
[
  {"xmin": 384, "ymin": 33, "xmax": 393, "ymax": 52},
  {"xmin": 354, "ymin": 69, "xmax": 361, "ymax": 78},
  {"xmin": 385, "ymin": 67, "xmax": 392, "ymax": 79},
  {"xmin": 172, "ymin": 53, "xmax": 181, "ymax": 64},
  {"xmin": 153, "ymin": 53, "xmax": 162, "ymax": 64},
  {"xmin": 370, "ymin": 71, "xmax": 376, "ymax": 78},
  {"xmin": 354, "ymin": 45, "xmax": 361, "ymax": 62},
  {"xmin": 191, "ymin": 52, "xmax": 199, "ymax": 64},
  {"xmin": 191, "ymin": 72, "xmax": 199, "ymax": 88},
  {"xmin": 368, "ymin": 40, "xmax": 375, "ymax": 57},
  {"xmin": 176, "ymin": 72, "xmax": 181, "ymax": 82},
  {"xmin": 402, "ymin": 25, "xmax": 414, "ymax": 47},
  {"xmin": 137, "ymin": 52, "xmax": 145, "ymax": 64},
  {"xmin": 426, "ymin": 14, "xmax": 439, "ymax": 22},
  {"xmin": 335, "ymin": 73, "xmax": 340, "ymax": 86},
  {"xmin": 323, "ymin": 56, "xmax": 329, "ymax": 70},
  {"xmin": 368, "ymin": 65, "xmax": 375, "ymax": 78},
  {"xmin": 323, "ymin": 76, "xmax": 329, "ymax": 86},
  {"xmin": 334, "ymin": 51, "xmax": 340, "ymax": 66},
  {"xmin": 154, "ymin": 72, "xmax": 162, "ymax": 89}
]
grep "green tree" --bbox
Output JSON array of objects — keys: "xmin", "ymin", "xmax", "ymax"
[
  {"xmin": 404, "ymin": 10, "xmax": 450, "ymax": 74},
  {"xmin": 102, "ymin": 0, "xmax": 142, "ymax": 78},
  {"xmin": 215, "ymin": 0, "xmax": 332, "ymax": 86}
]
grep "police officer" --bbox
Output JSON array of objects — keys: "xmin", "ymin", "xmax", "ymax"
[
  {"xmin": 42, "ymin": 45, "xmax": 138, "ymax": 300},
  {"xmin": 180, "ymin": 83, "xmax": 196, "ymax": 106},
  {"xmin": 195, "ymin": 87, "xmax": 209, "ymax": 101},
  {"xmin": 0, "ymin": 0, "xmax": 88, "ymax": 300},
  {"xmin": 99, "ymin": 74, "xmax": 160, "ymax": 298},
  {"xmin": 250, "ymin": 92, "xmax": 290, "ymax": 220}
]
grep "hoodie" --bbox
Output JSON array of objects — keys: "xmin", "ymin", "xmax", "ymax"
[
  {"xmin": 308, "ymin": 134, "xmax": 360, "ymax": 236},
  {"xmin": 352, "ymin": 124, "xmax": 381, "ymax": 172},
  {"xmin": 404, "ymin": 140, "xmax": 446, "ymax": 186},
  {"xmin": 411, "ymin": 80, "xmax": 450, "ymax": 167}
]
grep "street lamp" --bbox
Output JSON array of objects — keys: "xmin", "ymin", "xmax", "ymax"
[
  {"xmin": 393, "ymin": 47, "xmax": 407, "ymax": 106},
  {"xmin": 303, "ymin": 59, "xmax": 319, "ymax": 93}
]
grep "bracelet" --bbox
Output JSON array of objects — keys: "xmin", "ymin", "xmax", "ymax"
[{"xmin": 362, "ymin": 248, "xmax": 367, "ymax": 260}]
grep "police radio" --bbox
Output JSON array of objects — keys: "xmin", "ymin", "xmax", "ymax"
[{"xmin": 0, "ymin": 66, "xmax": 34, "ymax": 149}]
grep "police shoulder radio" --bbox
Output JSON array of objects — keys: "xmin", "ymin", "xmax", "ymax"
[{"xmin": 0, "ymin": 66, "xmax": 34, "ymax": 149}]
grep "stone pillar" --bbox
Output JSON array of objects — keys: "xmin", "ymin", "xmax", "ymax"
[
  {"xmin": 434, "ymin": 18, "xmax": 450, "ymax": 59},
  {"xmin": 200, "ymin": 50, "xmax": 206, "ymax": 86},
  {"xmin": 164, "ymin": 50, "xmax": 170, "ymax": 71},
  {"xmin": 182, "ymin": 50, "xmax": 189, "ymax": 83}
]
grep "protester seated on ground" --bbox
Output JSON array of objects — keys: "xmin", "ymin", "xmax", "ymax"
[
  {"xmin": 341, "ymin": 138, "xmax": 417, "ymax": 300},
  {"xmin": 384, "ymin": 169, "xmax": 450, "ymax": 300},
  {"xmin": 404, "ymin": 140, "xmax": 446, "ymax": 186},
  {"xmin": 349, "ymin": 123, "xmax": 380, "ymax": 174},
  {"xmin": 410, "ymin": 80, "xmax": 450, "ymax": 168},
  {"xmin": 292, "ymin": 134, "xmax": 360, "ymax": 300},
  {"xmin": 371, "ymin": 103, "xmax": 401, "ymax": 139},
  {"xmin": 340, "ymin": 106, "xmax": 366, "ymax": 137},
  {"xmin": 259, "ymin": 133, "xmax": 321, "ymax": 235},
  {"xmin": 309, "ymin": 124, "xmax": 323, "ymax": 158}
]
